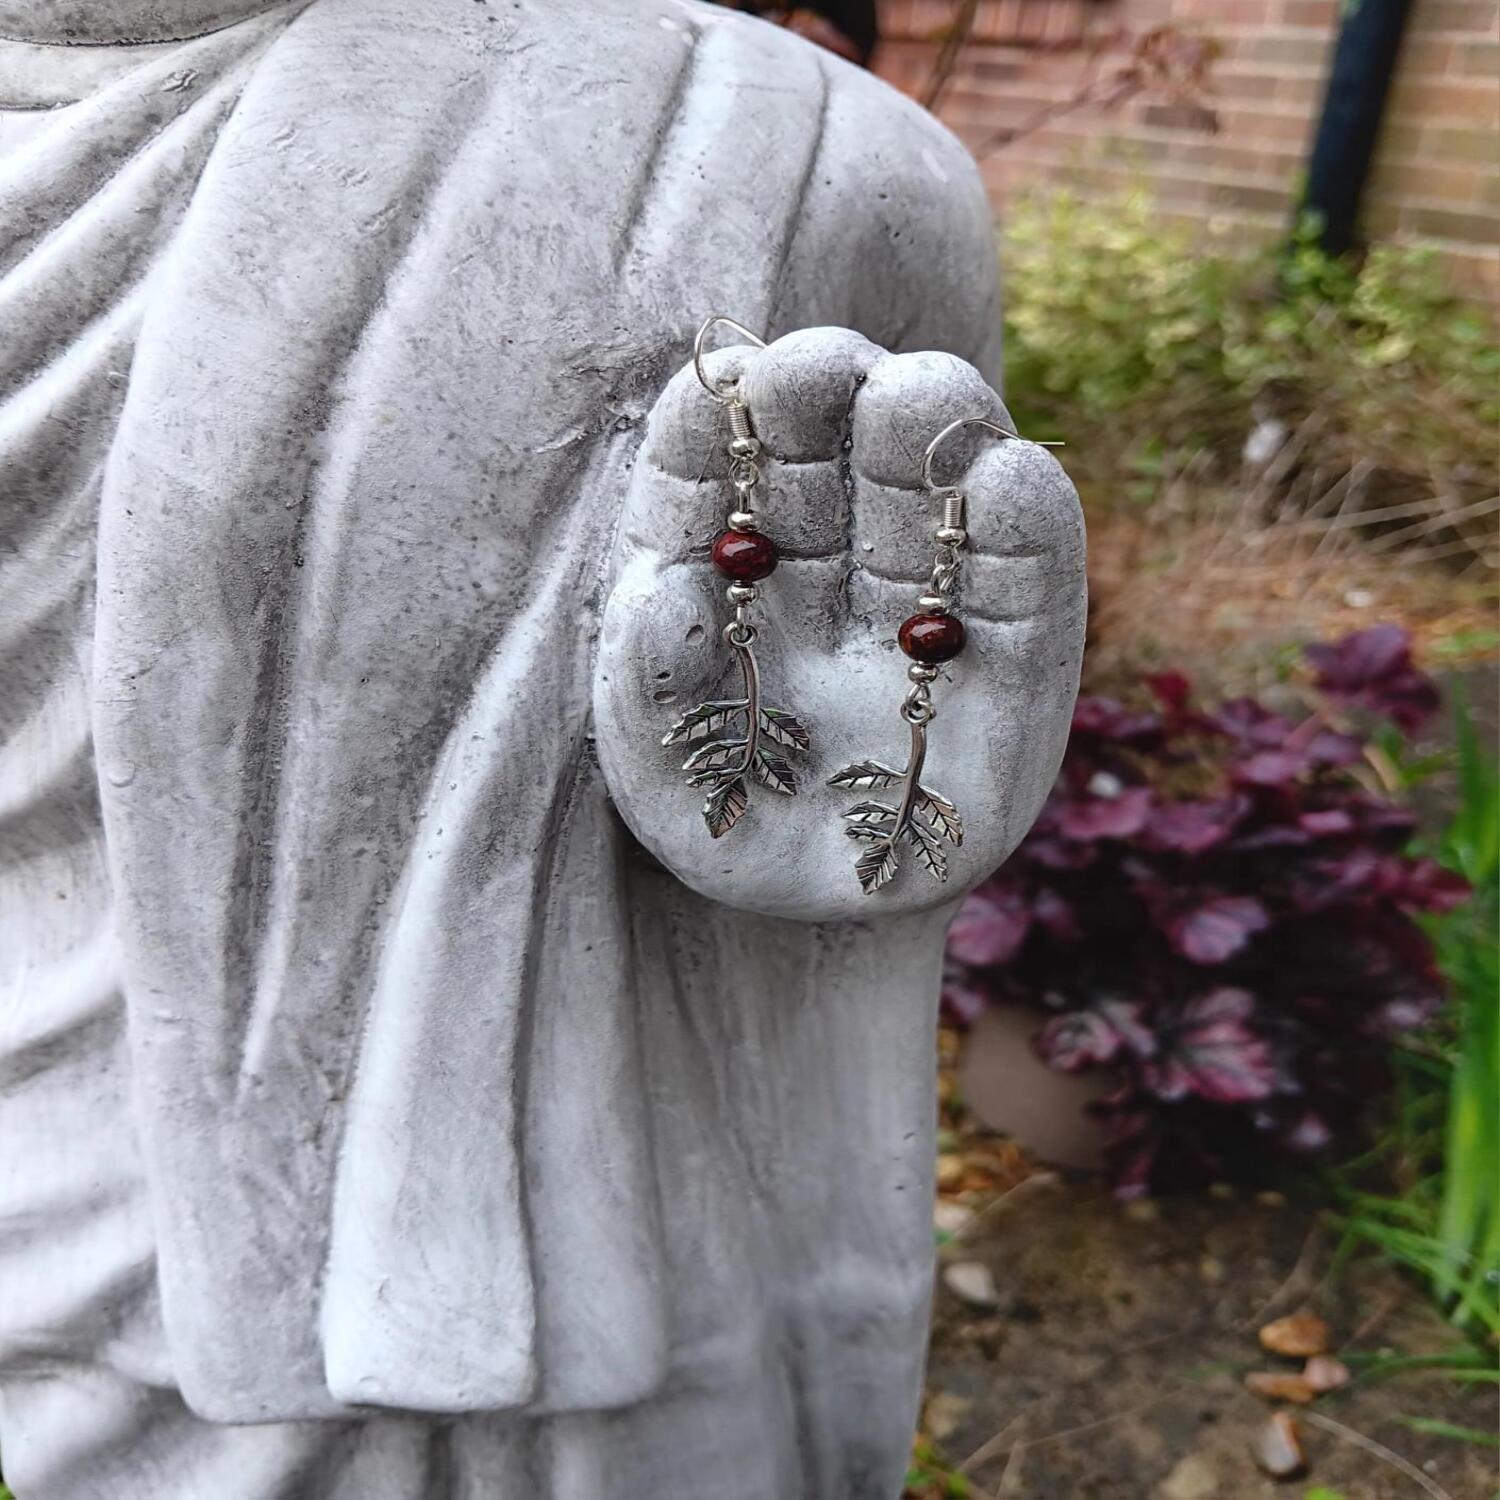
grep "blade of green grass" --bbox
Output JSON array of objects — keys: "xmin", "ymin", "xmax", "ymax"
[
  {"xmin": 1333, "ymin": 694, "xmax": 1499, "ymax": 1341},
  {"xmin": 1391, "ymin": 1416, "xmax": 1499, "ymax": 1448}
]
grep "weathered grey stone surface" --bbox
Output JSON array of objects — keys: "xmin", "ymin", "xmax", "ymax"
[
  {"xmin": 598, "ymin": 333, "xmax": 1085, "ymax": 922},
  {"xmin": 0, "ymin": 1, "xmax": 1084, "ymax": 1496}
]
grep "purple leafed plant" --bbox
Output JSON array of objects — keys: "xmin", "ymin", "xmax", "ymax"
[{"xmin": 946, "ymin": 626, "xmax": 1469, "ymax": 1197}]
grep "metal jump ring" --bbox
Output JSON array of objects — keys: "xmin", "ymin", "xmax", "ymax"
[{"xmin": 693, "ymin": 315, "xmax": 768, "ymax": 403}]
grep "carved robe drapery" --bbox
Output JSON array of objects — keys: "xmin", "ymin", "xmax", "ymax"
[{"xmin": 0, "ymin": 0, "xmax": 1004, "ymax": 1493}]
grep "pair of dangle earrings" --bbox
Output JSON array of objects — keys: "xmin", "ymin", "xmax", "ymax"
[{"xmin": 661, "ymin": 317, "xmax": 1013, "ymax": 895}]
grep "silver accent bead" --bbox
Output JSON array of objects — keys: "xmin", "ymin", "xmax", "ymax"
[
  {"xmin": 935, "ymin": 525, "xmax": 967, "ymax": 546},
  {"xmin": 727, "ymin": 435, "xmax": 761, "ymax": 459},
  {"xmin": 727, "ymin": 510, "xmax": 758, "ymax": 532},
  {"xmin": 917, "ymin": 593, "xmax": 949, "ymax": 613},
  {"xmin": 907, "ymin": 663, "xmax": 939, "ymax": 683},
  {"xmin": 726, "ymin": 584, "xmax": 759, "ymax": 605}
]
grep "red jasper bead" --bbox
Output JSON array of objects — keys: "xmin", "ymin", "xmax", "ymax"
[
  {"xmin": 899, "ymin": 612, "xmax": 966, "ymax": 664},
  {"xmin": 711, "ymin": 528, "xmax": 778, "ymax": 582}
]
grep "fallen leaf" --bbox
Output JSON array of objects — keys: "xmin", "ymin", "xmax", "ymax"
[
  {"xmin": 1259, "ymin": 1309, "xmax": 1330, "ymax": 1357},
  {"xmin": 923, "ymin": 1389, "xmax": 973, "ymax": 1442},
  {"xmin": 933, "ymin": 1200, "xmax": 973, "ymax": 1237},
  {"xmin": 943, "ymin": 1260, "xmax": 1001, "ymax": 1310},
  {"xmin": 936, "ymin": 1154, "xmax": 965, "ymax": 1190},
  {"xmin": 1160, "ymin": 1453, "xmax": 1221, "ymax": 1500},
  {"xmin": 1302, "ymin": 1355, "xmax": 1350, "ymax": 1393},
  {"xmin": 1251, "ymin": 1411, "xmax": 1308, "ymax": 1478},
  {"xmin": 1245, "ymin": 1371, "xmax": 1317, "ymax": 1404}
]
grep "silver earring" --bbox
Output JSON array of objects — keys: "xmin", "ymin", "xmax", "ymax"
[
  {"xmin": 662, "ymin": 316, "xmax": 812, "ymax": 839},
  {"xmin": 829, "ymin": 417, "xmax": 1021, "ymax": 892}
]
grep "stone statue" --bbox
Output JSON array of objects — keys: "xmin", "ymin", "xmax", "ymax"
[{"xmin": 0, "ymin": 1, "xmax": 1085, "ymax": 1495}]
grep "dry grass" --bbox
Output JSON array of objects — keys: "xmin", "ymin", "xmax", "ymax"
[{"xmin": 1083, "ymin": 459, "xmax": 1498, "ymax": 700}]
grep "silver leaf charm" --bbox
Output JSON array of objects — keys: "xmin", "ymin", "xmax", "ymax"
[
  {"xmin": 703, "ymin": 775, "xmax": 749, "ymax": 839},
  {"xmin": 830, "ymin": 717, "xmax": 962, "ymax": 891},
  {"xmin": 666, "ymin": 633, "xmax": 809, "ymax": 837}
]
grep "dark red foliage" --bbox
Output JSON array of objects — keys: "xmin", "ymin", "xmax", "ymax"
[
  {"xmin": 1305, "ymin": 624, "xmax": 1441, "ymax": 731},
  {"xmin": 945, "ymin": 626, "xmax": 1461, "ymax": 1196}
]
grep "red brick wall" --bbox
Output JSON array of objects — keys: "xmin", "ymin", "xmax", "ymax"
[{"xmin": 874, "ymin": 0, "xmax": 1500, "ymax": 296}]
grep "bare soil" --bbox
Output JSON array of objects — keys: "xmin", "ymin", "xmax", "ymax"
[
  {"xmin": 920, "ymin": 1181, "xmax": 1497, "ymax": 1499},
  {"xmin": 1083, "ymin": 511, "xmax": 1498, "ymax": 702}
]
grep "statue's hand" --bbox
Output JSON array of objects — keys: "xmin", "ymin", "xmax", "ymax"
[{"xmin": 594, "ymin": 328, "xmax": 1085, "ymax": 922}]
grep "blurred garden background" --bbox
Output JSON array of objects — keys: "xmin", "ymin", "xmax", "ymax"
[{"xmin": 740, "ymin": 2, "xmax": 1497, "ymax": 1494}]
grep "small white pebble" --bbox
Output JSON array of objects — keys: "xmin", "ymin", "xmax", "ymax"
[{"xmin": 943, "ymin": 1260, "xmax": 1000, "ymax": 1310}]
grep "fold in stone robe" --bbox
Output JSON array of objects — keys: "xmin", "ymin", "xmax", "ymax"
[{"xmin": 0, "ymin": 0, "xmax": 1001, "ymax": 1490}]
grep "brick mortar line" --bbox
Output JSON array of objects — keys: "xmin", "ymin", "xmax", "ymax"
[
  {"xmin": 944, "ymin": 60, "xmax": 1336, "ymax": 83},
  {"xmin": 1387, "ymin": 233, "xmax": 1500, "ymax": 259},
  {"xmin": 1086, "ymin": 136, "xmax": 1486, "ymax": 174},
  {"xmin": 992, "ymin": 157, "xmax": 1497, "ymax": 223},
  {"xmin": 953, "ymin": 115, "xmax": 1321, "ymax": 146}
]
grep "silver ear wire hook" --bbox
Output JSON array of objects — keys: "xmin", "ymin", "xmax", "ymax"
[
  {"xmin": 693, "ymin": 315, "xmax": 768, "ymax": 403},
  {"xmin": 919, "ymin": 415, "xmax": 1065, "ymax": 493}
]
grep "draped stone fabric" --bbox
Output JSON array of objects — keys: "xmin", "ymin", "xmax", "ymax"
[{"xmin": 0, "ymin": 0, "xmax": 1005, "ymax": 1494}]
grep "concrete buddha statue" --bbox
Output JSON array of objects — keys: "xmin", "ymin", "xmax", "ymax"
[{"xmin": 0, "ymin": 2, "xmax": 1084, "ymax": 1494}]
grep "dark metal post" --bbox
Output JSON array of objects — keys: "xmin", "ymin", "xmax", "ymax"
[{"xmin": 1303, "ymin": 0, "xmax": 1415, "ymax": 256}]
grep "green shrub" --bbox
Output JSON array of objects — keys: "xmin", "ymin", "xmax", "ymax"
[
  {"xmin": 1001, "ymin": 190, "xmax": 1500, "ymax": 532},
  {"xmin": 1003, "ymin": 190, "xmax": 1241, "ymax": 443}
]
